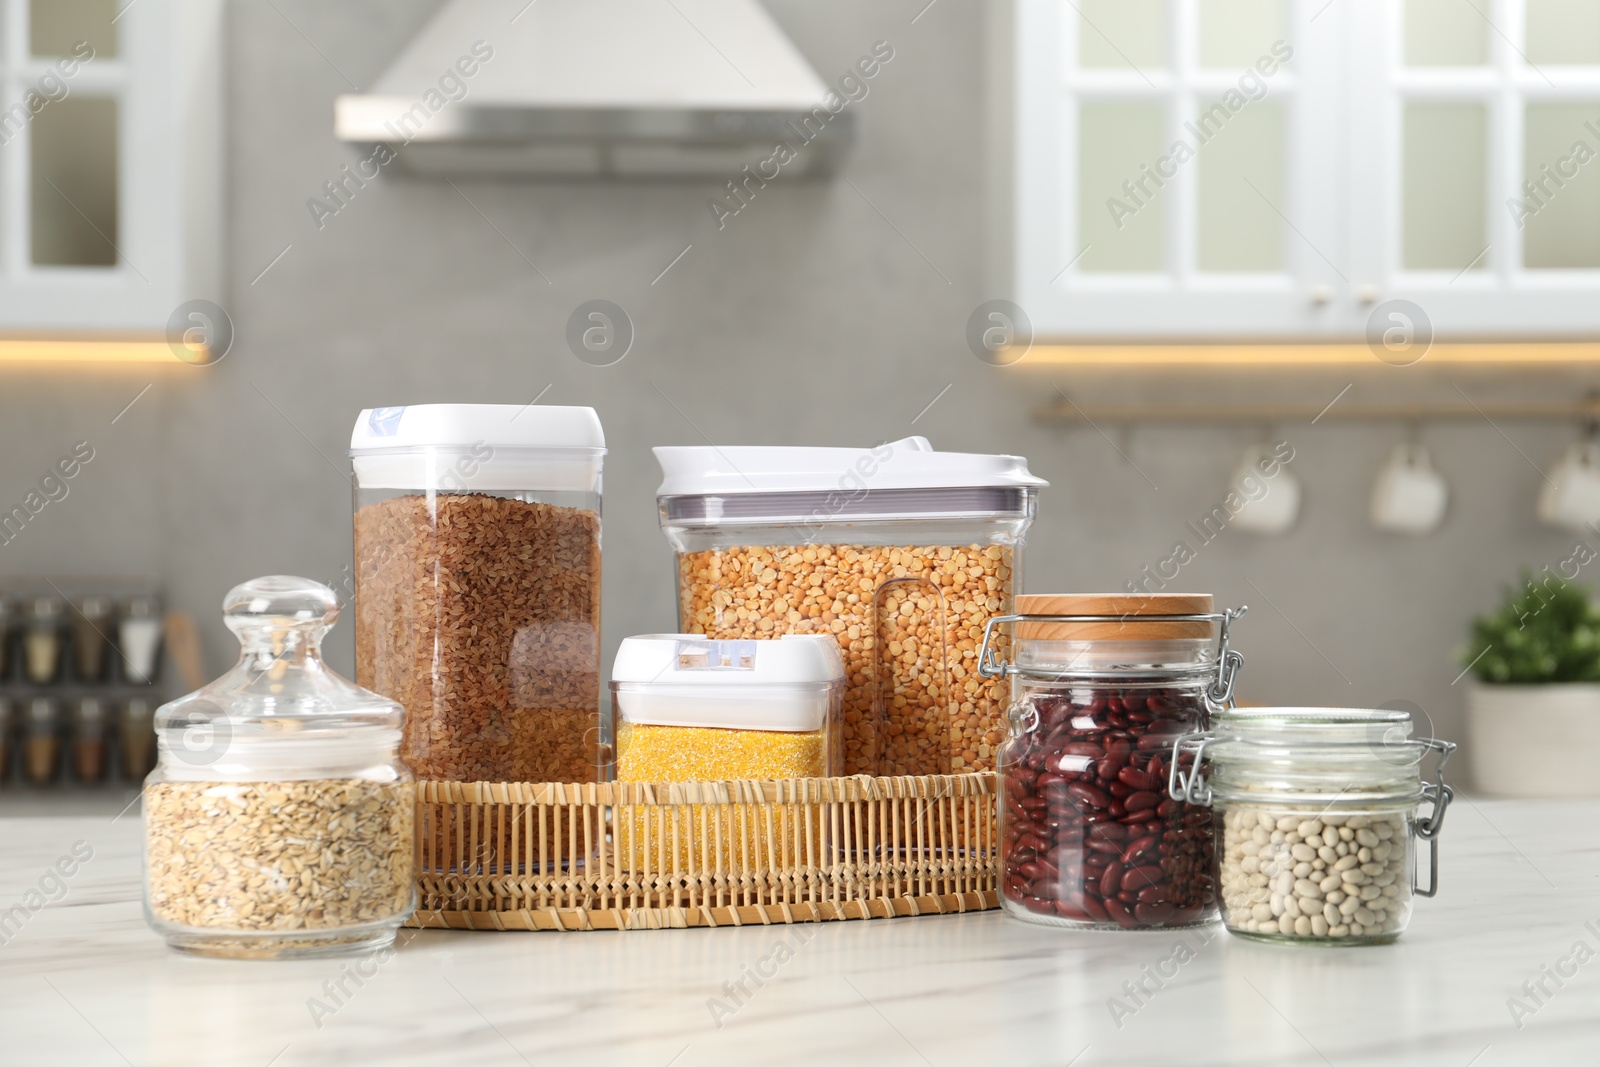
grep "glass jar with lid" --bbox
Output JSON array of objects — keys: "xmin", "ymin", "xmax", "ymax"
[
  {"xmin": 143, "ymin": 576, "xmax": 416, "ymax": 959},
  {"xmin": 1171, "ymin": 707, "xmax": 1454, "ymax": 945},
  {"xmin": 984, "ymin": 594, "xmax": 1245, "ymax": 929}
]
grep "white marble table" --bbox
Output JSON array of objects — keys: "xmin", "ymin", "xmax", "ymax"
[{"xmin": 0, "ymin": 800, "xmax": 1593, "ymax": 1067}]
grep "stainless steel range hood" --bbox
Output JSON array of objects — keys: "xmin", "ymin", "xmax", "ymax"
[{"xmin": 335, "ymin": 0, "xmax": 854, "ymax": 178}]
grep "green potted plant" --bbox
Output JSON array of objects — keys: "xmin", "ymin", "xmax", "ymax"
[{"xmin": 1461, "ymin": 573, "xmax": 1600, "ymax": 796}]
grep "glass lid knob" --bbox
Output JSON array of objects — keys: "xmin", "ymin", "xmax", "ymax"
[{"xmin": 223, "ymin": 576, "xmax": 339, "ymax": 634}]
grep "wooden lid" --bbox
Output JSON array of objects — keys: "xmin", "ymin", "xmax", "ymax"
[{"xmin": 1014, "ymin": 593, "xmax": 1216, "ymax": 641}]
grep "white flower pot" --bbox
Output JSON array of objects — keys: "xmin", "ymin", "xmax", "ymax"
[{"xmin": 1467, "ymin": 683, "xmax": 1600, "ymax": 797}]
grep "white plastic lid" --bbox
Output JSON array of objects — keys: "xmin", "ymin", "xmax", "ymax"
[
  {"xmin": 611, "ymin": 634, "xmax": 844, "ymax": 732},
  {"xmin": 654, "ymin": 436, "xmax": 1044, "ymax": 496},
  {"xmin": 349, "ymin": 404, "xmax": 605, "ymax": 492}
]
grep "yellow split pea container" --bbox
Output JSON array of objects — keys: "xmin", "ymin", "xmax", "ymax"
[{"xmin": 611, "ymin": 634, "xmax": 844, "ymax": 870}]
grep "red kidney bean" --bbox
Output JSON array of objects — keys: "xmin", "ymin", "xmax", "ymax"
[
  {"xmin": 1099, "ymin": 862, "xmax": 1123, "ymax": 899},
  {"xmin": 1000, "ymin": 681, "xmax": 1218, "ymax": 929},
  {"xmin": 1135, "ymin": 902, "xmax": 1176, "ymax": 923},
  {"xmin": 1104, "ymin": 897, "xmax": 1139, "ymax": 929},
  {"xmin": 1067, "ymin": 782, "xmax": 1111, "ymax": 808},
  {"xmin": 1117, "ymin": 766, "xmax": 1158, "ymax": 791},
  {"xmin": 1119, "ymin": 834, "xmax": 1158, "ymax": 865},
  {"xmin": 1124, "ymin": 790, "xmax": 1161, "ymax": 812},
  {"xmin": 1121, "ymin": 865, "xmax": 1165, "ymax": 893}
]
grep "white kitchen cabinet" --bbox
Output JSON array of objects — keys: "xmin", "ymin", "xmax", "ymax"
[
  {"xmin": 0, "ymin": 0, "xmax": 223, "ymax": 335},
  {"xmin": 995, "ymin": 0, "xmax": 1600, "ymax": 340}
]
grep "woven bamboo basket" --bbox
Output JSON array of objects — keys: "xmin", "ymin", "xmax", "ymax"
[{"xmin": 408, "ymin": 772, "xmax": 998, "ymax": 931}]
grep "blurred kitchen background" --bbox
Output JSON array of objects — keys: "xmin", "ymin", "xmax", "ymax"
[{"xmin": 1, "ymin": 0, "xmax": 1597, "ymax": 805}]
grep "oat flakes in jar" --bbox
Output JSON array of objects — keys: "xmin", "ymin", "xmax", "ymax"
[
  {"xmin": 142, "ymin": 577, "xmax": 416, "ymax": 959},
  {"xmin": 989, "ymin": 595, "xmax": 1245, "ymax": 930},
  {"xmin": 655, "ymin": 436, "xmax": 1045, "ymax": 776},
  {"xmin": 1173, "ymin": 707, "xmax": 1455, "ymax": 945}
]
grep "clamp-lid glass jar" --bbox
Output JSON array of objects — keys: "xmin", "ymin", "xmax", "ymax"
[
  {"xmin": 987, "ymin": 594, "xmax": 1245, "ymax": 930},
  {"xmin": 142, "ymin": 577, "xmax": 416, "ymax": 959},
  {"xmin": 1172, "ymin": 707, "xmax": 1454, "ymax": 945}
]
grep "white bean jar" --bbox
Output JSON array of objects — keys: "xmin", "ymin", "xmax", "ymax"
[{"xmin": 1171, "ymin": 708, "xmax": 1453, "ymax": 946}]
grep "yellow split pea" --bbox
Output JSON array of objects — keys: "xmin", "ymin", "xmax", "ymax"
[{"xmin": 677, "ymin": 543, "xmax": 1013, "ymax": 776}]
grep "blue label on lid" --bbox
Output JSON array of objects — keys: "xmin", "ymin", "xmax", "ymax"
[{"xmin": 368, "ymin": 407, "xmax": 405, "ymax": 436}]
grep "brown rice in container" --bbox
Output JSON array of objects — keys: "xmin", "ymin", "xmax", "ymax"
[{"xmin": 350, "ymin": 404, "xmax": 608, "ymax": 784}]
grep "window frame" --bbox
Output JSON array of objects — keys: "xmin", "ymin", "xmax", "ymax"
[
  {"xmin": 0, "ymin": 0, "xmax": 222, "ymax": 334},
  {"xmin": 996, "ymin": 0, "xmax": 1600, "ymax": 342}
]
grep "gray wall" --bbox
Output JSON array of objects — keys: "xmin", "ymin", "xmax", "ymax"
[{"xmin": 2, "ymin": 0, "xmax": 1594, "ymax": 784}]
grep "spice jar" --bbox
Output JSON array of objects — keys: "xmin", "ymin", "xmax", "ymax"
[
  {"xmin": 23, "ymin": 596, "xmax": 63, "ymax": 684},
  {"xmin": 1172, "ymin": 707, "xmax": 1454, "ymax": 945},
  {"xmin": 71, "ymin": 595, "xmax": 114, "ymax": 682},
  {"xmin": 23, "ymin": 698, "xmax": 61, "ymax": 784},
  {"xmin": 119, "ymin": 594, "xmax": 163, "ymax": 684},
  {"xmin": 71, "ymin": 697, "xmax": 109, "ymax": 783},
  {"xmin": 0, "ymin": 593, "xmax": 14, "ymax": 680},
  {"xmin": 612, "ymin": 634, "xmax": 844, "ymax": 782},
  {"xmin": 986, "ymin": 595, "xmax": 1245, "ymax": 930},
  {"xmin": 656, "ymin": 436, "xmax": 1045, "ymax": 777},
  {"xmin": 143, "ymin": 576, "xmax": 416, "ymax": 959},
  {"xmin": 121, "ymin": 697, "xmax": 156, "ymax": 779},
  {"xmin": 351, "ymin": 404, "xmax": 606, "ymax": 783},
  {"xmin": 0, "ymin": 697, "xmax": 13, "ymax": 781}
]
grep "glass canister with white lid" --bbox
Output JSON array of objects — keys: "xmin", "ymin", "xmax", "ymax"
[
  {"xmin": 142, "ymin": 577, "xmax": 415, "ymax": 959},
  {"xmin": 985, "ymin": 594, "xmax": 1245, "ymax": 930},
  {"xmin": 1171, "ymin": 707, "xmax": 1455, "ymax": 945}
]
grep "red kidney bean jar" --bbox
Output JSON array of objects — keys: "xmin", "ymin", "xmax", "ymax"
[{"xmin": 983, "ymin": 594, "xmax": 1245, "ymax": 930}]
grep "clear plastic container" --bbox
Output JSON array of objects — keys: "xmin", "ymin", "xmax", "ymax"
[
  {"xmin": 142, "ymin": 576, "xmax": 415, "ymax": 959},
  {"xmin": 655, "ymin": 436, "xmax": 1044, "ymax": 777},
  {"xmin": 351, "ymin": 404, "xmax": 607, "ymax": 783},
  {"xmin": 612, "ymin": 634, "xmax": 845, "ymax": 782},
  {"xmin": 989, "ymin": 595, "xmax": 1245, "ymax": 930},
  {"xmin": 1173, "ymin": 707, "xmax": 1455, "ymax": 945}
]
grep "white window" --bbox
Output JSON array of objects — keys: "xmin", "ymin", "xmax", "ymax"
[
  {"xmin": 0, "ymin": 0, "xmax": 222, "ymax": 335},
  {"xmin": 996, "ymin": 0, "xmax": 1600, "ymax": 340}
]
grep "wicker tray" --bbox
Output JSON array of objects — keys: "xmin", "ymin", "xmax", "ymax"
[{"xmin": 408, "ymin": 772, "xmax": 998, "ymax": 931}]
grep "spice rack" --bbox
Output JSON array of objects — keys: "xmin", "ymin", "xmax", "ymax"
[{"xmin": 0, "ymin": 581, "xmax": 180, "ymax": 788}]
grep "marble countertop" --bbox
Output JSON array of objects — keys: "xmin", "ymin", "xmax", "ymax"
[{"xmin": 0, "ymin": 800, "xmax": 1594, "ymax": 1067}]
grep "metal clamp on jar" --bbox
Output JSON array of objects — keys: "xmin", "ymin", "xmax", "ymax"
[
  {"xmin": 1169, "ymin": 707, "xmax": 1454, "ymax": 945},
  {"xmin": 980, "ymin": 594, "xmax": 1246, "ymax": 930}
]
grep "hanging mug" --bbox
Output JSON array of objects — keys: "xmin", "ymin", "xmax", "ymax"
[
  {"xmin": 1230, "ymin": 443, "xmax": 1301, "ymax": 535},
  {"xmin": 1371, "ymin": 443, "xmax": 1449, "ymax": 535},
  {"xmin": 1539, "ymin": 440, "xmax": 1600, "ymax": 532}
]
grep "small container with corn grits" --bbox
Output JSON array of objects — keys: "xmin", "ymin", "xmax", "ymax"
[{"xmin": 612, "ymin": 634, "xmax": 844, "ymax": 782}]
